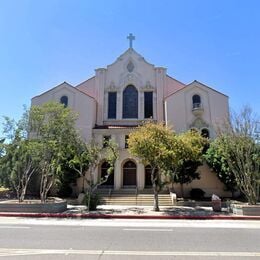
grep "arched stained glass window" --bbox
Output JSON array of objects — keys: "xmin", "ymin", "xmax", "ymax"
[
  {"xmin": 60, "ymin": 95, "xmax": 68, "ymax": 107},
  {"xmin": 192, "ymin": 94, "xmax": 201, "ymax": 109},
  {"xmin": 123, "ymin": 85, "xmax": 138, "ymax": 118}
]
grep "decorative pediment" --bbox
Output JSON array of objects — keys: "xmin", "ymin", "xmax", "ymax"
[
  {"xmin": 127, "ymin": 61, "xmax": 134, "ymax": 72},
  {"xmin": 119, "ymin": 72, "xmax": 143, "ymax": 88},
  {"xmin": 140, "ymin": 81, "xmax": 155, "ymax": 91},
  {"xmin": 106, "ymin": 81, "xmax": 119, "ymax": 92},
  {"xmin": 190, "ymin": 117, "xmax": 209, "ymax": 129}
]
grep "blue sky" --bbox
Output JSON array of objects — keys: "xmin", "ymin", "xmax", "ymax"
[{"xmin": 0, "ymin": 0, "xmax": 259, "ymax": 129}]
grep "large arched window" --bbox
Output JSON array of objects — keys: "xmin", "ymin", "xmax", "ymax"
[
  {"xmin": 60, "ymin": 95, "xmax": 68, "ymax": 107},
  {"xmin": 192, "ymin": 94, "xmax": 201, "ymax": 109},
  {"xmin": 123, "ymin": 85, "xmax": 138, "ymax": 118}
]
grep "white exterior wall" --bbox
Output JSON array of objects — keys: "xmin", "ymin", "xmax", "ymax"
[
  {"xmin": 172, "ymin": 163, "xmax": 231, "ymax": 198},
  {"xmin": 31, "ymin": 82, "xmax": 96, "ymax": 142},
  {"xmin": 165, "ymin": 81, "xmax": 229, "ymax": 137}
]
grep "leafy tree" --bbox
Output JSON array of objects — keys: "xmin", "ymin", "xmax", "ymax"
[
  {"xmin": 168, "ymin": 130, "xmax": 206, "ymax": 197},
  {"xmin": 69, "ymin": 137, "xmax": 119, "ymax": 210},
  {"xmin": 0, "ymin": 109, "xmax": 40, "ymax": 201},
  {"xmin": 171, "ymin": 160, "xmax": 201, "ymax": 197},
  {"xmin": 1, "ymin": 139, "xmax": 41, "ymax": 201},
  {"xmin": 128, "ymin": 123, "xmax": 206, "ymax": 210},
  {"xmin": 205, "ymin": 139, "xmax": 237, "ymax": 196},
  {"xmin": 214, "ymin": 106, "xmax": 260, "ymax": 204},
  {"xmin": 29, "ymin": 101, "xmax": 79, "ymax": 202},
  {"xmin": 68, "ymin": 137, "xmax": 94, "ymax": 193},
  {"xmin": 128, "ymin": 122, "xmax": 179, "ymax": 211}
]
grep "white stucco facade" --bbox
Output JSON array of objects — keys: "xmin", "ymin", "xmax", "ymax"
[{"xmin": 31, "ymin": 46, "xmax": 231, "ymax": 197}]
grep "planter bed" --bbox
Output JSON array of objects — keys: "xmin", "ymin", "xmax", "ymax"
[{"xmin": 0, "ymin": 198, "xmax": 67, "ymax": 213}]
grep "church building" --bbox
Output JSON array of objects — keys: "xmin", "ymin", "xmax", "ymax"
[{"xmin": 32, "ymin": 34, "xmax": 230, "ymax": 197}]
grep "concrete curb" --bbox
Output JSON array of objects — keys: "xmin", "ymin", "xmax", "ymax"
[{"xmin": 0, "ymin": 212, "xmax": 260, "ymax": 220}]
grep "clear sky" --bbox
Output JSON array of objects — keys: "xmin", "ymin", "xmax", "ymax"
[{"xmin": 0, "ymin": 0, "xmax": 259, "ymax": 128}]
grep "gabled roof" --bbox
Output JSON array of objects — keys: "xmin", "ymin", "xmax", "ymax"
[
  {"xmin": 107, "ymin": 47, "xmax": 156, "ymax": 68},
  {"xmin": 165, "ymin": 80, "xmax": 228, "ymax": 100},
  {"xmin": 32, "ymin": 81, "xmax": 95, "ymax": 100},
  {"xmin": 189, "ymin": 80, "xmax": 228, "ymax": 97},
  {"xmin": 75, "ymin": 76, "xmax": 95, "ymax": 89},
  {"xmin": 166, "ymin": 74, "xmax": 186, "ymax": 86}
]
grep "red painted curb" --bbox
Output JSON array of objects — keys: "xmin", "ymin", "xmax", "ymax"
[{"xmin": 0, "ymin": 212, "xmax": 260, "ymax": 220}]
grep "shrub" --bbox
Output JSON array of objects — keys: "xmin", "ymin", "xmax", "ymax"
[
  {"xmin": 83, "ymin": 192, "xmax": 100, "ymax": 211},
  {"xmin": 190, "ymin": 188, "xmax": 205, "ymax": 199}
]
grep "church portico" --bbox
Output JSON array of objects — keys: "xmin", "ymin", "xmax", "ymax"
[{"xmin": 113, "ymin": 150, "xmax": 145, "ymax": 190}]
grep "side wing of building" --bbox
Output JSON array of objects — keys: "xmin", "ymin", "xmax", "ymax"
[
  {"xmin": 164, "ymin": 80, "xmax": 229, "ymax": 138},
  {"xmin": 31, "ymin": 82, "xmax": 96, "ymax": 142}
]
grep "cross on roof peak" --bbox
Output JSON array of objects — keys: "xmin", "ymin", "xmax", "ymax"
[{"xmin": 127, "ymin": 33, "xmax": 135, "ymax": 48}]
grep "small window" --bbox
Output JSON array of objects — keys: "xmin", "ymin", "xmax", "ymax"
[
  {"xmin": 192, "ymin": 94, "xmax": 201, "ymax": 109},
  {"xmin": 103, "ymin": 135, "xmax": 111, "ymax": 148},
  {"xmin": 201, "ymin": 128, "xmax": 210, "ymax": 138},
  {"xmin": 144, "ymin": 92, "xmax": 153, "ymax": 118},
  {"xmin": 60, "ymin": 95, "xmax": 68, "ymax": 107},
  {"xmin": 125, "ymin": 135, "xmax": 129, "ymax": 148},
  {"xmin": 108, "ymin": 92, "xmax": 117, "ymax": 119}
]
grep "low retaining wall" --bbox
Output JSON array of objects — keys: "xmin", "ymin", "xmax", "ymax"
[
  {"xmin": 232, "ymin": 204, "xmax": 260, "ymax": 216},
  {"xmin": 177, "ymin": 200, "xmax": 227, "ymax": 208},
  {"xmin": 0, "ymin": 199, "xmax": 67, "ymax": 213}
]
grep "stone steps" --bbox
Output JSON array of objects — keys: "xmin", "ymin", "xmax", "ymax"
[{"xmin": 99, "ymin": 192, "xmax": 172, "ymax": 206}]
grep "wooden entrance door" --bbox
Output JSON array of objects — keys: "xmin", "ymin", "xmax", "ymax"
[{"xmin": 123, "ymin": 161, "xmax": 137, "ymax": 187}]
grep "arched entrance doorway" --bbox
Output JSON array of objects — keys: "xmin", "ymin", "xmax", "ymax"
[
  {"xmin": 100, "ymin": 161, "xmax": 114, "ymax": 187},
  {"xmin": 123, "ymin": 160, "xmax": 137, "ymax": 187}
]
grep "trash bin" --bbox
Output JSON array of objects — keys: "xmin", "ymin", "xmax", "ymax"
[{"xmin": 212, "ymin": 194, "xmax": 221, "ymax": 212}]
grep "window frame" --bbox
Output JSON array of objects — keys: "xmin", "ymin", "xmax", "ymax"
[
  {"xmin": 144, "ymin": 91, "xmax": 153, "ymax": 119},
  {"xmin": 108, "ymin": 92, "xmax": 117, "ymax": 119},
  {"xmin": 60, "ymin": 95, "xmax": 68, "ymax": 107},
  {"xmin": 103, "ymin": 135, "xmax": 111, "ymax": 148},
  {"xmin": 123, "ymin": 85, "xmax": 138, "ymax": 119}
]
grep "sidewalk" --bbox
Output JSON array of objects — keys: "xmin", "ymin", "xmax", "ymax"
[
  {"xmin": 1, "ymin": 204, "xmax": 259, "ymax": 220},
  {"xmin": 66, "ymin": 204, "xmax": 229, "ymax": 216}
]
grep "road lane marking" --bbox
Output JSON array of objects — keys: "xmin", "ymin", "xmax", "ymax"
[
  {"xmin": 0, "ymin": 248, "xmax": 259, "ymax": 257},
  {"xmin": 0, "ymin": 226, "xmax": 30, "ymax": 229},
  {"xmin": 0, "ymin": 218, "xmax": 260, "ymax": 229},
  {"xmin": 123, "ymin": 228, "xmax": 173, "ymax": 232}
]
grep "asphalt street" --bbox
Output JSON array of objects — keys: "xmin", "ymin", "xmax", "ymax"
[{"xmin": 0, "ymin": 217, "xmax": 259, "ymax": 259}]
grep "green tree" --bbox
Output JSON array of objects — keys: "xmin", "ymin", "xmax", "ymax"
[
  {"xmin": 69, "ymin": 137, "xmax": 119, "ymax": 210},
  {"xmin": 0, "ymin": 109, "xmax": 41, "ymax": 201},
  {"xmin": 214, "ymin": 106, "xmax": 260, "ymax": 204},
  {"xmin": 29, "ymin": 101, "xmax": 79, "ymax": 202},
  {"xmin": 128, "ymin": 122, "xmax": 179, "ymax": 211},
  {"xmin": 205, "ymin": 139, "xmax": 237, "ymax": 196},
  {"xmin": 128, "ymin": 123, "xmax": 205, "ymax": 211},
  {"xmin": 68, "ymin": 137, "xmax": 94, "ymax": 193},
  {"xmin": 167, "ymin": 130, "xmax": 206, "ymax": 197}
]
